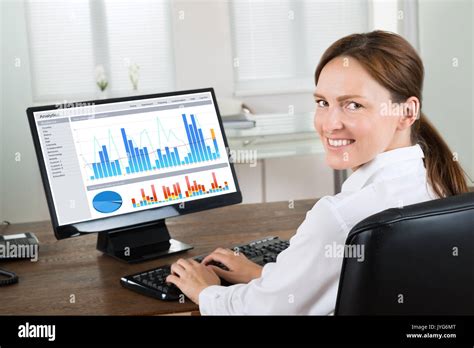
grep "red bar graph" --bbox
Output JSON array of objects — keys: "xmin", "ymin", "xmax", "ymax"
[{"xmin": 131, "ymin": 171, "xmax": 230, "ymax": 208}]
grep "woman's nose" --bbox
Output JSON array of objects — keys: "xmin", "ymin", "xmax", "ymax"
[{"xmin": 322, "ymin": 108, "xmax": 344, "ymax": 134}]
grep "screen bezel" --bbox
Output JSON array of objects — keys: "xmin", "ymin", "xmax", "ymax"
[{"xmin": 27, "ymin": 88, "xmax": 242, "ymax": 239}]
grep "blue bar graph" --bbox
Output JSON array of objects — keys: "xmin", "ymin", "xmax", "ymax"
[
  {"xmin": 89, "ymin": 113, "xmax": 221, "ymax": 180},
  {"xmin": 181, "ymin": 113, "xmax": 220, "ymax": 166}
]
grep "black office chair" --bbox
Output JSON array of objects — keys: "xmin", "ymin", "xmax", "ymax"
[{"xmin": 335, "ymin": 191, "xmax": 474, "ymax": 315}]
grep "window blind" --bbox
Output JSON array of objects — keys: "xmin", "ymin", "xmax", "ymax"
[
  {"xmin": 230, "ymin": 0, "xmax": 369, "ymax": 95},
  {"xmin": 26, "ymin": 0, "xmax": 175, "ymax": 102}
]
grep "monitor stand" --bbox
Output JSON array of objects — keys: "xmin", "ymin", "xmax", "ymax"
[{"xmin": 96, "ymin": 219, "xmax": 193, "ymax": 263}]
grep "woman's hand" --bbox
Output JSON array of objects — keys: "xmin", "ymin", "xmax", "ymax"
[
  {"xmin": 165, "ymin": 258, "xmax": 220, "ymax": 304},
  {"xmin": 202, "ymin": 248, "xmax": 263, "ymax": 284}
]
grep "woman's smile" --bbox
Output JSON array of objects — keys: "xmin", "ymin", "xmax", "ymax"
[{"xmin": 326, "ymin": 137, "xmax": 356, "ymax": 150}]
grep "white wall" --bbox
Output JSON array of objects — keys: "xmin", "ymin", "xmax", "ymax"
[
  {"xmin": 171, "ymin": 0, "xmax": 235, "ymax": 100},
  {"xmin": 1, "ymin": 0, "xmax": 50, "ymax": 223},
  {"xmin": 0, "ymin": 0, "xmax": 4, "ymax": 222},
  {"xmin": 418, "ymin": 0, "xmax": 474, "ymax": 184}
]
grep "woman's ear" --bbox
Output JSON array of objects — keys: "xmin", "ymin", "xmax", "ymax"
[{"xmin": 398, "ymin": 96, "xmax": 420, "ymax": 130}]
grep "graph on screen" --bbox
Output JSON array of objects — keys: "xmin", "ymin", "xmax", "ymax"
[
  {"xmin": 130, "ymin": 171, "xmax": 229, "ymax": 208},
  {"xmin": 33, "ymin": 90, "xmax": 238, "ymax": 225},
  {"xmin": 71, "ymin": 108, "xmax": 227, "ymax": 184}
]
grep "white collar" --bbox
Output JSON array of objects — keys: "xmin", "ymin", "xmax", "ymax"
[{"xmin": 341, "ymin": 144, "xmax": 425, "ymax": 192}]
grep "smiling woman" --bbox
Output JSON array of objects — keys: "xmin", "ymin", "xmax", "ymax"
[
  {"xmin": 314, "ymin": 30, "xmax": 468, "ymax": 197},
  {"xmin": 166, "ymin": 30, "xmax": 469, "ymax": 315}
]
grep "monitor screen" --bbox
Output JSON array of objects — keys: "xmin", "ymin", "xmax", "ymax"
[{"xmin": 28, "ymin": 89, "xmax": 239, "ymax": 230}]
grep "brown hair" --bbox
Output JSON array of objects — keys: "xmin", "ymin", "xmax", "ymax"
[{"xmin": 314, "ymin": 30, "xmax": 468, "ymax": 197}]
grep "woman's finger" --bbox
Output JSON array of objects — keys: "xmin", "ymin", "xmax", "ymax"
[
  {"xmin": 165, "ymin": 274, "xmax": 182, "ymax": 287},
  {"xmin": 202, "ymin": 252, "xmax": 231, "ymax": 266},
  {"xmin": 213, "ymin": 247, "xmax": 233, "ymax": 255},
  {"xmin": 208, "ymin": 265, "xmax": 229, "ymax": 278},
  {"xmin": 176, "ymin": 258, "xmax": 192, "ymax": 269},
  {"xmin": 170, "ymin": 262, "xmax": 186, "ymax": 276},
  {"xmin": 188, "ymin": 258, "xmax": 200, "ymax": 266}
]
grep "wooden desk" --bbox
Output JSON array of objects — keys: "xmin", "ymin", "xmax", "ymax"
[{"xmin": 0, "ymin": 199, "xmax": 315, "ymax": 315}]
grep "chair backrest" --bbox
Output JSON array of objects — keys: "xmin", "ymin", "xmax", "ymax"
[{"xmin": 335, "ymin": 192, "xmax": 474, "ymax": 315}]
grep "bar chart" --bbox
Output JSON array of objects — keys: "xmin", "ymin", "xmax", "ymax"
[
  {"xmin": 131, "ymin": 171, "xmax": 229, "ymax": 208},
  {"xmin": 88, "ymin": 113, "xmax": 222, "ymax": 180}
]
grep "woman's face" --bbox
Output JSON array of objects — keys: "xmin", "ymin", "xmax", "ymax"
[{"xmin": 314, "ymin": 56, "xmax": 402, "ymax": 171}]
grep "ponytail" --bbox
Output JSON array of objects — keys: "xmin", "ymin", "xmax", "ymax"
[{"xmin": 413, "ymin": 112, "xmax": 468, "ymax": 197}]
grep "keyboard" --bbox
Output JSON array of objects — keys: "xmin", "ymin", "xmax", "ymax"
[{"xmin": 120, "ymin": 236, "xmax": 289, "ymax": 301}]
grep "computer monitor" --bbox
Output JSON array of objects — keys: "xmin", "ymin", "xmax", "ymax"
[{"xmin": 27, "ymin": 88, "xmax": 242, "ymax": 263}]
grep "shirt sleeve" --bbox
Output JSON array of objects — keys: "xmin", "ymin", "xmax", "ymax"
[{"xmin": 198, "ymin": 197, "xmax": 349, "ymax": 315}]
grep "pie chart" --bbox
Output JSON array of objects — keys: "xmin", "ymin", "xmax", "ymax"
[{"xmin": 92, "ymin": 191, "xmax": 123, "ymax": 213}]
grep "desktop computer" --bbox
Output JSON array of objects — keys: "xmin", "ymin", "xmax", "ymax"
[
  {"xmin": 27, "ymin": 87, "xmax": 290, "ymax": 300},
  {"xmin": 27, "ymin": 88, "xmax": 242, "ymax": 263}
]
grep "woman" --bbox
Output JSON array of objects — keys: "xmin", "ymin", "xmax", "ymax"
[{"xmin": 166, "ymin": 30, "xmax": 468, "ymax": 314}]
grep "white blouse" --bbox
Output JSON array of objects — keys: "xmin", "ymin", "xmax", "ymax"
[{"xmin": 199, "ymin": 144, "xmax": 438, "ymax": 315}]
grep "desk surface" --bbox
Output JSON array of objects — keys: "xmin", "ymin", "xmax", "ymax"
[{"xmin": 0, "ymin": 199, "xmax": 315, "ymax": 315}]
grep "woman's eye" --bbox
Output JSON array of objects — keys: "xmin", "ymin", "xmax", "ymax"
[
  {"xmin": 347, "ymin": 101, "xmax": 363, "ymax": 110},
  {"xmin": 316, "ymin": 100, "xmax": 328, "ymax": 108}
]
